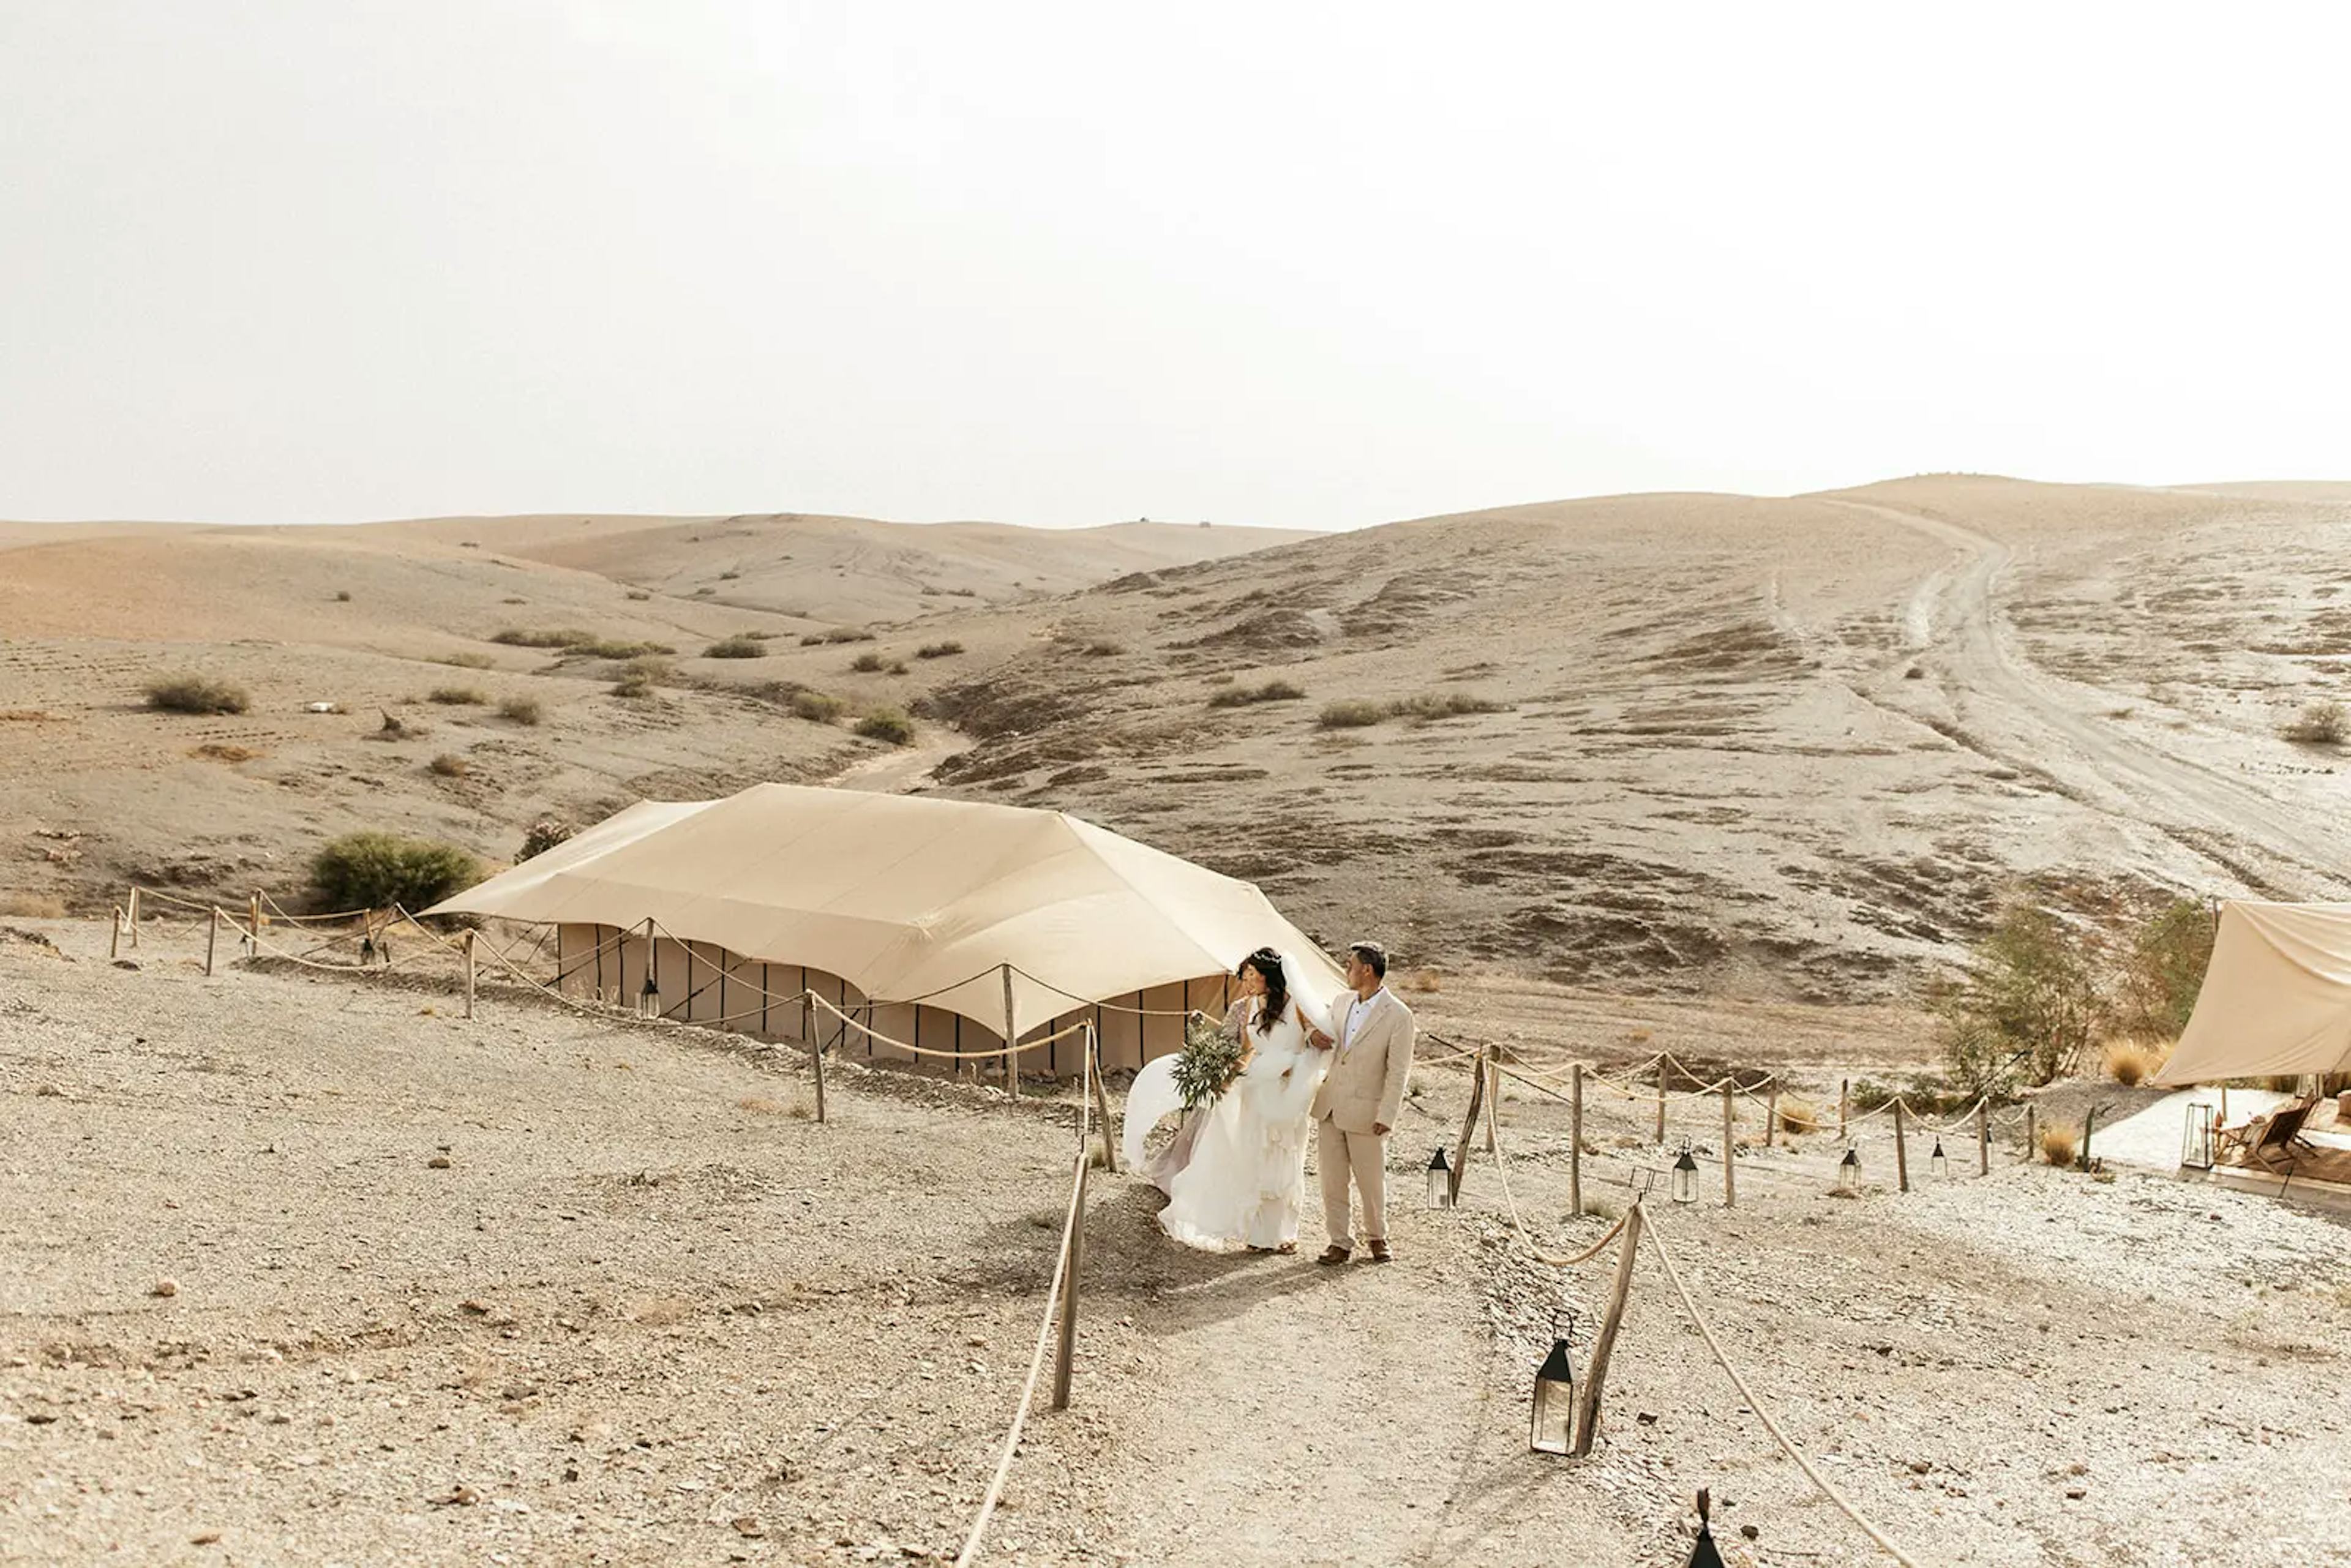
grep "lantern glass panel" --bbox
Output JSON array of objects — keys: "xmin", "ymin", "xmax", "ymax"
[
  {"xmin": 2180, "ymin": 1103, "xmax": 2216, "ymax": 1170},
  {"xmin": 1529, "ymin": 1328, "xmax": 1577, "ymax": 1455},
  {"xmin": 1929, "ymin": 1139, "xmax": 1948, "ymax": 1180},
  {"xmin": 1427, "ymin": 1149, "xmax": 1453, "ymax": 1210},
  {"xmin": 1670, "ymin": 1146, "xmax": 1699, "ymax": 1204},
  {"xmin": 1836, "ymin": 1147, "xmax": 1861, "ymax": 1193}
]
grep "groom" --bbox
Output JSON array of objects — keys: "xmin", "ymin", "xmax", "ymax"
[{"xmin": 1308, "ymin": 941, "xmax": 1416, "ymax": 1264}]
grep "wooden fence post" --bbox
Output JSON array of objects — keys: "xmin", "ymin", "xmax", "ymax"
[
  {"xmin": 463, "ymin": 930, "xmax": 476, "ymax": 1019},
  {"xmin": 1976, "ymin": 1101, "xmax": 1989, "ymax": 1177},
  {"xmin": 2080, "ymin": 1106, "xmax": 2098, "ymax": 1171},
  {"xmin": 1485, "ymin": 1052, "xmax": 1500, "ymax": 1154},
  {"xmin": 249, "ymin": 893, "xmax": 261, "ymax": 953},
  {"xmin": 1838, "ymin": 1078, "xmax": 1848, "ymax": 1141},
  {"xmin": 1764, "ymin": 1081, "xmax": 1779, "ymax": 1148},
  {"xmin": 1449, "ymin": 1045, "xmax": 1488, "ymax": 1206},
  {"xmin": 204, "ymin": 907, "xmax": 220, "ymax": 976},
  {"xmin": 1654, "ymin": 1057, "xmax": 1667, "ymax": 1145},
  {"xmin": 110, "ymin": 907, "xmax": 122, "ymax": 960},
  {"xmin": 1001, "ymin": 965, "xmax": 1021, "ymax": 1102},
  {"xmin": 1088, "ymin": 1029, "xmax": 1119, "ymax": 1174},
  {"xmin": 127, "ymin": 887, "xmax": 140, "ymax": 948},
  {"xmin": 1052, "ymin": 1151, "xmax": 1087, "ymax": 1411},
  {"xmin": 1569, "ymin": 1063, "xmax": 1584, "ymax": 1218},
  {"xmin": 1721, "ymin": 1082, "xmax": 1736, "ymax": 1208},
  {"xmin": 808, "ymin": 1002, "xmax": 828, "ymax": 1126},
  {"xmin": 1570, "ymin": 1202, "xmax": 1644, "ymax": 1457},
  {"xmin": 2023, "ymin": 1103, "xmax": 2037, "ymax": 1164},
  {"xmin": 1892, "ymin": 1100, "xmax": 1910, "ymax": 1193}
]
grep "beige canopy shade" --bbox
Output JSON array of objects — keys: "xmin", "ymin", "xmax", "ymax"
[
  {"xmin": 424, "ymin": 782, "xmax": 1343, "ymax": 1044},
  {"xmin": 2153, "ymin": 901, "xmax": 2351, "ymax": 1085}
]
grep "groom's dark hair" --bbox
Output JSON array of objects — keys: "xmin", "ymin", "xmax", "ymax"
[{"xmin": 1348, "ymin": 941, "xmax": 1387, "ymax": 978}]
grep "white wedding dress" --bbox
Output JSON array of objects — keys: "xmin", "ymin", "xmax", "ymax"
[{"xmin": 1157, "ymin": 989, "xmax": 1330, "ymax": 1252}]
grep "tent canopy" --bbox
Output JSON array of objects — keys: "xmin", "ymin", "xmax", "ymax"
[
  {"xmin": 2153, "ymin": 901, "xmax": 2351, "ymax": 1085},
  {"xmin": 426, "ymin": 783, "xmax": 1344, "ymax": 1037}
]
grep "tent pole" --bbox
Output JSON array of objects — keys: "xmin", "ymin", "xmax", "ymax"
[{"xmin": 1002, "ymin": 964, "xmax": 1020, "ymax": 1101}]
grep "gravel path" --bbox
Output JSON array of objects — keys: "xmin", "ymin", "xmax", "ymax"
[{"xmin": 7, "ymin": 918, "xmax": 2351, "ymax": 1566}]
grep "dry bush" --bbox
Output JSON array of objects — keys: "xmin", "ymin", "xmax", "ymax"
[
  {"xmin": 440, "ymin": 651, "xmax": 495, "ymax": 669},
  {"xmin": 1777, "ymin": 1097, "xmax": 1820, "ymax": 1135},
  {"xmin": 790, "ymin": 689, "xmax": 846, "ymax": 724},
  {"xmin": 632, "ymin": 1295, "xmax": 695, "ymax": 1327},
  {"xmin": 888, "ymin": 659, "xmax": 909, "ymax": 675},
  {"xmin": 517, "ymin": 818, "xmax": 572, "ymax": 861},
  {"xmin": 703, "ymin": 635, "xmax": 765, "ymax": 659},
  {"xmin": 498, "ymin": 696, "xmax": 543, "ymax": 726},
  {"xmin": 493, "ymin": 626, "xmax": 597, "ymax": 648},
  {"xmin": 429, "ymin": 685, "xmax": 487, "ymax": 705},
  {"xmin": 2103, "ymin": 1037, "xmax": 2170, "ymax": 1087},
  {"xmin": 856, "ymin": 708, "xmax": 915, "ymax": 745},
  {"xmin": 429, "ymin": 753, "xmax": 470, "ymax": 778},
  {"xmin": 0, "ymin": 710, "xmax": 62, "ymax": 722},
  {"xmin": 610, "ymin": 656, "xmax": 672, "ymax": 699},
  {"xmin": 1318, "ymin": 699, "xmax": 1384, "ymax": 729},
  {"xmin": 334, "ymin": 589, "xmax": 352, "ymax": 601},
  {"xmin": 493, "ymin": 628, "xmax": 673, "ymax": 659},
  {"xmin": 1389, "ymin": 691, "xmax": 1506, "ymax": 722},
  {"xmin": 1084, "ymin": 640, "xmax": 1125, "ymax": 656},
  {"xmin": 312, "ymin": 831, "xmax": 481, "ymax": 909},
  {"xmin": 1209, "ymin": 679, "xmax": 1307, "ymax": 709},
  {"xmin": 189, "ymin": 742, "xmax": 263, "ymax": 763},
  {"xmin": 718, "ymin": 568, "xmax": 741, "ymax": 580},
  {"xmin": 626, "ymin": 589, "xmax": 652, "ymax": 601},
  {"xmin": 0, "ymin": 892, "xmax": 67, "ymax": 918},
  {"xmin": 2040, "ymin": 1122, "xmax": 2080, "ymax": 1167},
  {"xmin": 917, "ymin": 640, "xmax": 965, "ymax": 659},
  {"xmin": 2282, "ymin": 700, "xmax": 2346, "ymax": 745},
  {"xmin": 1400, "ymin": 969, "xmax": 1443, "ymax": 994},
  {"xmin": 849, "ymin": 651, "xmax": 887, "ymax": 673},
  {"xmin": 737, "ymin": 1094, "xmax": 801, "ymax": 1116},
  {"xmin": 1627, "ymin": 1028, "xmax": 1653, "ymax": 1044},
  {"xmin": 146, "ymin": 674, "xmax": 249, "ymax": 715},
  {"xmin": 801, "ymin": 627, "xmax": 875, "ymax": 647}
]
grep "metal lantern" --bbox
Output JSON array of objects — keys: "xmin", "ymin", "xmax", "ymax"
[
  {"xmin": 1836, "ymin": 1145, "xmax": 1862, "ymax": 1195},
  {"xmin": 1529, "ymin": 1310, "xmax": 1577, "ymax": 1455},
  {"xmin": 1670, "ymin": 1141, "xmax": 1699, "ymax": 1205},
  {"xmin": 1929, "ymin": 1137, "xmax": 1948, "ymax": 1180},
  {"xmin": 637, "ymin": 973, "xmax": 661, "ymax": 1020},
  {"xmin": 1685, "ymin": 1488, "xmax": 1727, "ymax": 1568},
  {"xmin": 1428, "ymin": 1147, "xmax": 1453, "ymax": 1209},
  {"xmin": 2180, "ymin": 1102, "xmax": 2216, "ymax": 1170}
]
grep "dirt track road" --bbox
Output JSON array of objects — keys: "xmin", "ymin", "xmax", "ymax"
[{"xmin": 1823, "ymin": 500, "xmax": 2349, "ymax": 900}]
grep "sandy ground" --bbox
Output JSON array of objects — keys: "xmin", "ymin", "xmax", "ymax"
[{"xmin": 9, "ymin": 918, "xmax": 2351, "ymax": 1567}]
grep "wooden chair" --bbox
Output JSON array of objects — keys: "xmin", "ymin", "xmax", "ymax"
[{"xmin": 2216, "ymin": 1098, "xmax": 2318, "ymax": 1176}]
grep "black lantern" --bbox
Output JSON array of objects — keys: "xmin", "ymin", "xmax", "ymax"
[
  {"xmin": 1670, "ymin": 1141, "xmax": 1699, "ymax": 1205},
  {"xmin": 1929, "ymin": 1137, "xmax": 1949, "ymax": 1180},
  {"xmin": 1685, "ymin": 1488, "xmax": 1727, "ymax": 1568},
  {"xmin": 1529, "ymin": 1309, "xmax": 1577, "ymax": 1455},
  {"xmin": 637, "ymin": 972, "xmax": 661, "ymax": 1020},
  {"xmin": 2180, "ymin": 1102, "xmax": 2216, "ymax": 1171},
  {"xmin": 1836, "ymin": 1145, "xmax": 1862, "ymax": 1195},
  {"xmin": 1428, "ymin": 1147, "xmax": 1453, "ymax": 1209}
]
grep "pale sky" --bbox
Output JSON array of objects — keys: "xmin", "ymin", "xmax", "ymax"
[{"xmin": 4, "ymin": 1, "xmax": 2347, "ymax": 530}]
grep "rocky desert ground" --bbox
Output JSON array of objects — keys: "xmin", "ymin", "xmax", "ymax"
[{"xmin": 6, "ymin": 476, "xmax": 2351, "ymax": 1564}]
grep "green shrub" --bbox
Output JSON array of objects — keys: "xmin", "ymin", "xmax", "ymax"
[
  {"xmin": 704, "ymin": 635, "xmax": 766, "ymax": 659},
  {"xmin": 498, "ymin": 696, "xmax": 544, "ymax": 726},
  {"xmin": 856, "ymin": 708, "xmax": 915, "ymax": 745},
  {"xmin": 792, "ymin": 690, "xmax": 847, "ymax": 723},
  {"xmin": 146, "ymin": 675, "xmax": 250, "ymax": 715},
  {"xmin": 1209, "ymin": 679, "xmax": 1306, "ymax": 709},
  {"xmin": 1318, "ymin": 699, "xmax": 1384, "ymax": 729},
  {"xmin": 311, "ymin": 831, "xmax": 482, "ymax": 911},
  {"xmin": 2118, "ymin": 898, "xmax": 2214, "ymax": 1038},
  {"xmin": 429, "ymin": 685, "xmax": 486, "ymax": 705},
  {"xmin": 1941, "ymin": 903, "xmax": 2105, "ymax": 1087},
  {"xmin": 917, "ymin": 640, "xmax": 965, "ymax": 659},
  {"xmin": 850, "ymin": 651, "xmax": 887, "ymax": 673},
  {"xmin": 518, "ymin": 818, "xmax": 572, "ymax": 861}
]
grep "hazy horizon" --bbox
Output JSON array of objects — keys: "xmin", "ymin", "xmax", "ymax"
[{"xmin": 6, "ymin": 2, "xmax": 2348, "ymax": 531}]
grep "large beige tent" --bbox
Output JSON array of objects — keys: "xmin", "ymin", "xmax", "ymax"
[
  {"xmin": 2154, "ymin": 901, "xmax": 2351, "ymax": 1085},
  {"xmin": 425, "ymin": 784, "xmax": 1344, "ymax": 1074}
]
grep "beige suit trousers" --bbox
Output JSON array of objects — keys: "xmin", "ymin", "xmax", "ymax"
[{"xmin": 1318, "ymin": 1116, "xmax": 1387, "ymax": 1250}]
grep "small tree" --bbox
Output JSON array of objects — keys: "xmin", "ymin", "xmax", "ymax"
[
  {"xmin": 2117, "ymin": 898, "xmax": 2214, "ymax": 1038},
  {"xmin": 312, "ymin": 832, "xmax": 482, "ymax": 910},
  {"xmin": 1943, "ymin": 902, "xmax": 2105, "ymax": 1087},
  {"xmin": 518, "ymin": 818, "xmax": 573, "ymax": 861}
]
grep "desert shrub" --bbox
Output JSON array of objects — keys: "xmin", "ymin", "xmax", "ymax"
[
  {"xmin": 429, "ymin": 685, "xmax": 486, "ymax": 705},
  {"xmin": 917, "ymin": 640, "xmax": 965, "ymax": 659},
  {"xmin": 1941, "ymin": 903, "xmax": 2104, "ymax": 1087},
  {"xmin": 146, "ymin": 674, "xmax": 249, "ymax": 715},
  {"xmin": 2103, "ymin": 1037, "xmax": 2169, "ymax": 1087},
  {"xmin": 517, "ymin": 817, "xmax": 573, "ymax": 861},
  {"xmin": 429, "ymin": 752, "xmax": 470, "ymax": 777},
  {"xmin": 490, "ymin": 628, "xmax": 672, "ymax": 659},
  {"xmin": 791, "ymin": 689, "xmax": 846, "ymax": 723},
  {"xmin": 2040, "ymin": 1122, "xmax": 2080, "ymax": 1167},
  {"xmin": 1938, "ymin": 1012, "xmax": 2017, "ymax": 1101},
  {"xmin": 626, "ymin": 589, "xmax": 652, "ymax": 601},
  {"xmin": 850, "ymin": 651, "xmax": 887, "ymax": 673},
  {"xmin": 1209, "ymin": 679, "xmax": 1307, "ymax": 709},
  {"xmin": 800, "ymin": 627, "xmax": 876, "ymax": 647},
  {"xmin": 1084, "ymin": 640, "xmax": 1124, "ymax": 656},
  {"xmin": 704, "ymin": 635, "xmax": 765, "ymax": 659},
  {"xmin": 440, "ymin": 651, "xmax": 495, "ymax": 669},
  {"xmin": 1319, "ymin": 699, "xmax": 1384, "ymax": 729},
  {"xmin": 856, "ymin": 708, "xmax": 915, "ymax": 745},
  {"xmin": 1777, "ymin": 1097, "xmax": 1820, "ymax": 1135},
  {"xmin": 492, "ymin": 626, "xmax": 597, "ymax": 649},
  {"xmin": 312, "ymin": 831, "xmax": 482, "ymax": 910},
  {"xmin": 189, "ymin": 742, "xmax": 262, "ymax": 763},
  {"xmin": 2117, "ymin": 897, "xmax": 2213, "ymax": 1038},
  {"xmin": 498, "ymin": 696, "xmax": 544, "ymax": 726},
  {"xmin": 574, "ymin": 638, "xmax": 675, "ymax": 660},
  {"xmin": 888, "ymin": 659, "xmax": 909, "ymax": 675},
  {"xmin": 1390, "ymin": 691, "xmax": 1506, "ymax": 721},
  {"xmin": 718, "ymin": 568, "xmax": 741, "ymax": 580},
  {"xmin": 2282, "ymin": 700, "xmax": 2346, "ymax": 745}
]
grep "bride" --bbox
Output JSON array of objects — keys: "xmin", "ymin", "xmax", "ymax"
[{"xmin": 1155, "ymin": 947, "xmax": 1335, "ymax": 1255}]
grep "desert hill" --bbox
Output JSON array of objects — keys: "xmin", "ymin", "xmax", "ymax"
[{"xmin": 4, "ymin": 476, "xmax": 2347, "ymax": 1009}]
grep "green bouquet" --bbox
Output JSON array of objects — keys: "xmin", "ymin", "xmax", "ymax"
[{"xmin": 1171, "ymin": 1010, "xmax": 1250, "ymax": 1112}]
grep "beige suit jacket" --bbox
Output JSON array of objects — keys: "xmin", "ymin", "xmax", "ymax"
[{"xmin": 1311, "ymin": 988, "xmax": 1415, "ymax": 1135}]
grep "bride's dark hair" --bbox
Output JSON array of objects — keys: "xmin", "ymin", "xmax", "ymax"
[{"xmin": 1239, "ymin": 947, "xmax": 1287, "ymax": 1037}]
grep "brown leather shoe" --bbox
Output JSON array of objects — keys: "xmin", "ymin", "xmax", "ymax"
[
  {"xmin": 1367, "ymin": 1240, "xmax": 1393, "ymax": 1263},
  {"xmin": 1315, "ymin": 1244, "xmax": 1351, "ymax": 1266}
]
